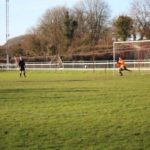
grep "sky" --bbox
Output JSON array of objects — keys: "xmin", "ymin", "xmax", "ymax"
[{"xmin": 0, "ymin": 0, "xmax": 132, "ymax": 45}]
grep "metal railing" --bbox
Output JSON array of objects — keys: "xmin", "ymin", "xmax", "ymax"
[{"xmin": 0, "ymin": 60, "xmax": 150, "ymax": 71}]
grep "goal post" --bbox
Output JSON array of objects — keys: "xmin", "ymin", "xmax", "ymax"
[{"xmin": 113, "ymin": 40, "xmax": 150, "ymax": 72}]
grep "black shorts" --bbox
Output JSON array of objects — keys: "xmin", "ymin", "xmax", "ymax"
[{"xmin": 20, "ymin": 67, "xmax": 25, "ymax": 71}]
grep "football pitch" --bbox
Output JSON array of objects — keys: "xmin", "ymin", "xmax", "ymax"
[{"xmin": 0, "ymin": 70, "xmax": 150, "ymax": 150}]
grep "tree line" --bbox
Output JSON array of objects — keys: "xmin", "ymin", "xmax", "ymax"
[{"xmin": 1, "ymin": 0, "xmax": 150, "ymax": 61}]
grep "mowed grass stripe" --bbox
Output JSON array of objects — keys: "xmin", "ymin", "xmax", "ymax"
[{"xmin": 0, "ymin": 71, "xmax": 150, "ymax": 150}]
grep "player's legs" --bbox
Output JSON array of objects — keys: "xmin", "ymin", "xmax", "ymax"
[
  {"xmin": 124, "ymin": 66, "xmax": 131, "ymax": 71},
  {"xmin": 119, "ymin": 68, "xmax": 123, "ymax": 76},
  {"xmin": 20, "ymin": 70, "xmax": 22, "ymax": 77},
  {"xmin": 23, "ymin": 70, "xmax": 26, "ymax": 77},
  {"xmin": 20, "ymin": 67, "xmax": 26, "ymax": 77}
]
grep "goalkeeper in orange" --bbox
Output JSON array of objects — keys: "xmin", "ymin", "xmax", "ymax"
[{"xmin": 117, "ymin": 57, "xmax": 131, "ymax": 76}]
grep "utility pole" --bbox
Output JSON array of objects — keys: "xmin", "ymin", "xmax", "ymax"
[{"xmin": 6, "ymin": 0, "xmax": 9, "ymax": 68}]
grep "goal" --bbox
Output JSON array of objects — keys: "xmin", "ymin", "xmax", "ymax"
[{"xmin": 113, "ymin": 40, "xmax": 150, "ymax": 71}]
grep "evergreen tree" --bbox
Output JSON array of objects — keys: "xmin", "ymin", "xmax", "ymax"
[
  {"xmin": 64, "ymin": 11, "xmax": 78, "ymax": 48},
  {"xmin": 114, "ymin": 15, "xmax": 133, "ymax": 41}
]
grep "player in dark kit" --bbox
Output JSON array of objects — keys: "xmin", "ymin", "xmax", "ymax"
[{"xmin": 18, "ymin": 57, "xmax": 26, "ymax": 77}]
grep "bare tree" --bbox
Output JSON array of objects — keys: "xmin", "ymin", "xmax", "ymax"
[
  {"xmin": 74, "ymin": 0, "xmax": 110, "ymax": 70},
  {"xmin": 26, "ymin": 1, "xmax": 110, "ymax": 61},
  {"xmin": 78, "ymin": 0, "xmax": 110, "ymax": 43},
  {"xmin": 131, "ymin": 0, "xmax": 150, "ymax": 39},
  {"xmin": 73, "ymin": 6, "xmax": 88, "ymax": 37},
  {"xmin": 37, "ymin": 7, "xmax": 68, "ymax": 58}
]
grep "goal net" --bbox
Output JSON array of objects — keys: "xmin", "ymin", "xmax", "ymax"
[{"xmin": 113, "ymin": 40, "xmax": 150, "ymax": 70}]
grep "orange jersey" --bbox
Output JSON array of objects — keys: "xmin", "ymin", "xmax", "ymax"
[{"xmin": 117, "ymin": 59, "xmax": 125, "ymax": 68}]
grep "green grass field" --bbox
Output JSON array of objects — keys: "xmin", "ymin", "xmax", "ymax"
[{"xmin": 0, "ymin": 70, "xmax": 150, "ymax": 150}]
